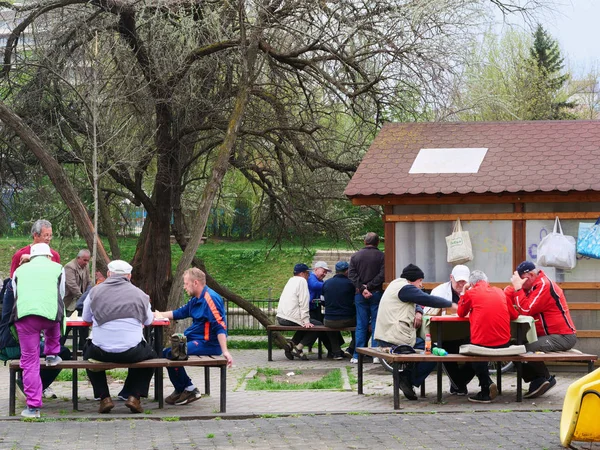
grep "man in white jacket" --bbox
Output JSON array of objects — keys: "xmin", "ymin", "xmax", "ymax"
[{"xmin": 276, "ymin": 264, "xmax": 336, "ymax": 360}]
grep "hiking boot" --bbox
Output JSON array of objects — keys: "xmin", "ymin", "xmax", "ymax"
[
  {"xmin": 175, "ymin": 388, "xmax": 202, "ymax": 405},
  {"xmin": 398, "ymin": 373, "xmax": 417, "ymax": 401},
  {"xmin": 468, "ymin": 391, "xmax": 492, "ymax": 403},
  {"xmin": 523, "ymin": 376, "xmax": 551, "ymax": 399},
  {"xmin": 291, "ymin": 347, "xmax": 308, "ymax": 361},
  {"xmin": 450, "ymin": 385, "xmax": 468, "ymax": 396},
  {"xmin": 43, "ymin": 387, "xmax": 57, "ymax": 399},
  {"xmin": 284, "ymin": 342, "xmax": 294, "ymax": 360},
  {"xmin": 45, "ymin": 355, "xmax": 62, "ymax": 366},
  {"xmin": 125, "ymin": 395, "xmax": 143, "ymax": 413},
  {"xmin": 98, "ymin": 397, "xmax": 114, "ymax": 414},
  {"xmin": 489, "ymin": 382, "xmax": 498, "ymax": 400},
  {"xmin": 21, "ymin": 407, "xmax": 41, "ymax": 418},
  {"xmin": 165, "ymin": 390, "xmax": 183, "ymax": 405}
]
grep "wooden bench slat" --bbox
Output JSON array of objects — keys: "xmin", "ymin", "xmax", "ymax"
[{"xmin": 9, "ymin": 356, "xmax": 228, "ymax": 370}]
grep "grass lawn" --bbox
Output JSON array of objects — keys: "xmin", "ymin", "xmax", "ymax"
[
  {"xmin": 245, "ymin": 367, "xmax": 344, "ymax": 390},
  {"xmin": 0, "ymin": 236, "xmax": 356, "ymax": 299}
]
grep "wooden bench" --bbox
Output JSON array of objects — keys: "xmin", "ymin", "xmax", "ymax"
[
  {"xmin": 266, "ymin": 325, "xmax": 356, "ymax": 361},
  {"xmin": 8, "ymin": 355, "xmax": 227, "ymax": 416},
  {"xmin": 356, "ymin": 347, "xmax": 597, "ymax": 410}
]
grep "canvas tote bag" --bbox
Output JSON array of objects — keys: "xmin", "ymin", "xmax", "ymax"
[
  {"xmin": 537, "ymin": 217, "xmax": 576, "ymax": 270},
  {"xmin": 446, "ymin": 218, "xmax": 473, "ymax": 264}
]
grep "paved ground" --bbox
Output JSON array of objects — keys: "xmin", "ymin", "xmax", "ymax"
[{"xmin": 0, "ymin": 347, "xmax": 597, "ymax": 449}]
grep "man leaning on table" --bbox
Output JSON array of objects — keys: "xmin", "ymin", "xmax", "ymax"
[
  {"xmin": 154, "ymin": 268, "xmax": 233, "ymax": 406},
  {"xmin": 457, "ymin": 270, "xmax": 518, "ymax": 404},
  {"xmin": 504, "ymin": 261, "xmax": 577, "ymax": 399},
  {"xmin": 82, "ymin": 260, "xmax": 157, "ymax": 414}
]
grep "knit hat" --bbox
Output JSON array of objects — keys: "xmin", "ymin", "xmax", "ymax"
[{"xmin": 401, "ymin": 263, "xmax": 425, "ymax": 282}]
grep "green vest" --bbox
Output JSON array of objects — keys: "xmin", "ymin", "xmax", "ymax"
[
  {"xmin": 374, "ymin": 278, "xmax": 416, "ymax": 347},
  {"xmin": 13, "ymin": 257, "xmax": 64, "ymax": 327}
]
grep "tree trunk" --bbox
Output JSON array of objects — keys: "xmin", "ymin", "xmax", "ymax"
[
  {"xmin": 0, "ymin": 101, "xmax": 110, "ymax": 271},
  {"xmin": 97, "ymin": 192, "xmax": 121, "ymax": 259}
]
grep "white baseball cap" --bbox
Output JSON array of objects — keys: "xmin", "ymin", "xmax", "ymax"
[
  {"xmin": 107, "ymin": 260, "xmax": 133, "ymax": 275},
  {"xmin": 314, "ymin": 261, "xmax": 332, "ymax": 272},
  {"xmin": 30, "ymin": 243, "xmax": 52, "ymax": 258},
  {"xmin": 451, "ymin": 265, "xmax": 470, "ymax": 282}
]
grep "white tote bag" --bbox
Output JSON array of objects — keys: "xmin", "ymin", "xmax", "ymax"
[
  {"xmin": 537, "ymin": 217, "xmax": 577, "ymax": 270},
  {"xmin": 446, "ymin": 218, "xmax": 473, "ymax": 264}
]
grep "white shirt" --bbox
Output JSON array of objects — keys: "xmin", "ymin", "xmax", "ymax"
[{"xmin": 276, "ymin": 276, "xmax": 310, "ymax": 325}]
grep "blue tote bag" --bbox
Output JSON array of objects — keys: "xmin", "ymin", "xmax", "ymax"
[{"xmin": 577, "ymin": 218, "xmax": 600, "ymax": 259}]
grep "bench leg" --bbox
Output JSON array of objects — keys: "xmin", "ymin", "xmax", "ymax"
[
  {"xmin": 420, "ymin": 380, "xmax": 425, "ymax": 398},
  {"xmin": 357, "ymin": 353, "xmax": 364, "ymax": 395},
  {"xmin": 393, "ymin": 362, "xmax": 400, "ymax": 410},
  {"xmin": 220, "ymin": 366, "xmax": 226, "ymax": 413},
  {"xmin": 205, "ymin": 366, "xmax": 211, "ymax": 396},
  {"xmin": 588, "ymin": 360, "xmax": 594, "ymax": 373},
  {"xmin": 436, "ymin": 362, "xmax": 443, "ymax": 403},
  {"xmin": 318, "ymin": 336, "xmax": 322, "ymax": 360},
  {"xmin": 515, "ymin": 362, "xmax": 523, "ymax": 402},
  {"xmin": 9, "ymin": 368, "xmax": 16, "ymax": 416},
  {"xmin": 496, "ymin": 362, "xmax": 502, "ymax": 395},
  {"xmin": 267, "ymin": 330, "xmax": 273, "ymax": 362},
  {"xmin": 156, "ymin": 367, "xmax": 164, "ymax": 409}
]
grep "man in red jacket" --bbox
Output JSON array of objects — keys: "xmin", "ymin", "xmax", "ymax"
[
  {"xmin": 505, "ymin": 261, "xmax": 577, "ymax": 399},
  {"xmin": 458, "ymin": 270, "xmax": 519, "ymax": 403}
]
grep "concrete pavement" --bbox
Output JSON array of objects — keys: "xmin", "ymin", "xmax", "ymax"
[{"xmin": 0, "ymin": 348, "xmax": 597, "ymax": 449}]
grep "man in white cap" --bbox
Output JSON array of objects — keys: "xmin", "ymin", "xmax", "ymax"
[
  {"xmin": 424, "ymin": 265, "xmax": 472, "ymax": 396},
  {"xmin": 82, "ymin": 260, "xmax": 156, "ymax": 414},
  {"xmin": 12, "ymin": 243, "xmax": 66, "ymax": 418}
]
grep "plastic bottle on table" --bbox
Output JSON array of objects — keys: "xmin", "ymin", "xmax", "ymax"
[
  {"xmin": 424, "ymin": 333, "xmax": 432, "ymax": 354},
  {"xmin": 432, "ymin": 347, "xmax": 448, "ymax": 356}
]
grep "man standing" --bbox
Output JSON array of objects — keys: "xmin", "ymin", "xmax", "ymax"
[
  {"xmin": 424, "ymin": 265, "xmax": 471, "ymax": 395},
  {"xmin": 154, "ymin": 268, "xmax": 233, "ymax": 406},
  {"xmin": 63, "ymin": 249, "xmax": 91, "ymax": 314},
  {"xmin": 82, "ymin": 260, "xmax": 156, "ymax": 414},
  {"xmin": 348, "ymin": 232, "xmax": 385, "ymax": 364},
  {"xmin": 505, "ymin": 261, "xmax": 577, "ymax": 399},
  {"xmin": 457, "ymin": 270, "xmax": 518, "ymax": 403},
  {"xmin": 322, "ymin": 261, "xmax": 356, "ymax": 359},
  {"xmin": 10, "ymin": 220, "xmax": 60, "ymax": 278},
  {"xmin": 375, "ymin": 264, "xmax": 452, "ymax": 400},
  {"xmin": 12, "ymin": 243, "xmax": 66, "ymax": 418}
]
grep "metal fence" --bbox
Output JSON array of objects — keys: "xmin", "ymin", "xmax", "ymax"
[{"xmin": 224, "ymin": 297, "xmax": 278, "ymax": 332}]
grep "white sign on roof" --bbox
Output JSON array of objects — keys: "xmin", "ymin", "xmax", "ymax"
[{"xmin": 409, "ymin": 148, "xmax": 488, "ymax": 174}]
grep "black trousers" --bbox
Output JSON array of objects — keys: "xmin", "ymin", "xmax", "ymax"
[{"xmin": 83, "ymin": 340, "xmax": 156, "ymax": 399}]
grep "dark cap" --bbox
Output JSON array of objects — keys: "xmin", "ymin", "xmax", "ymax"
[
  {"xmin": 517, "ymin": 261, "xmax": 536, "ymax": 277},
  {"xmin": 335, "ymin": 261, "xmax": 349, "ymax": 272},
  {"xmin": 400, "ymin": 263, "xmax": 425, "ymax": 282},
  {"xmin": 293, "ymin": 263, "xmax": 310, "ymax": 275}
]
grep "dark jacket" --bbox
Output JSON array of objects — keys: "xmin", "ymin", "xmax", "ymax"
[
  {"xmin": 348, "ymin": 246, "xmax": 385, "ymax": 293},
  {"xmin": 323, "ymin": 274, "xmax": 356, "ymax": 320}
]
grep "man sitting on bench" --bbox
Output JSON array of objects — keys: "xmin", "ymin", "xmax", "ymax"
[{"xmin": 457, "ymin": 270, "xmax": 518, "ymax": 403}]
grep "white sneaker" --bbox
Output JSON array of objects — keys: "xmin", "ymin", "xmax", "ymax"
[
  {"xmin": 350, "ymin": 358, "xmax": 358, "ymax": 364},
  {"xmin": 373, "ymin": 357, "xmax": 381, "ymax": 364},
  {"xmin": 43, "ymin": 387, "xmax": 57, "ymax": 399},
  {"xmin": 45, "ymin": 355, "xmax": 62, "ymax": 366},
  {"xmin": 21, "ymin": 407, "xmax": 41, "ymax": 418}
]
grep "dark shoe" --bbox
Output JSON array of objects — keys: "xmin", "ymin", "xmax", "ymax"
[
  {"xmin": 398, "ymin": 373, "xmax": 417, "ymax": 401},
  {"xmin": 291, "ymin": 347, "xmax": 308, "ymax": 361},
  {"xmin": 468, "ymin": 391, "xmax": 492, "ymax": 403},
  {"xmin": 523, "ymin": 376, "xmax": 551, "ymax": 399},
  {"xmin": 125, "ymin": 395, "xmax": 143, "ymax": 413},
  {"xmin": 332, "ymin": 352, "xmax": 344, "ymax": 360},
  {"xmin": 165, "ymin": 390, "xmax": 182, "ymax": 405},
  {"xmin": 284, "ymin": 342, "xmax": 294, "ymax": 360},
  {"xmin": 450, "ymin": 385, "xmax": 468, "ymax": 396},
  {"xmin": 98, "ymin": 397, "xmax": 114, "ymax": 414},
  {"xmin": 175, "ymin": 388, "xmax": 202, "ymax": 405},
  {"xmin": 342, "ymin": 349, "xmax": 352, "ymax": 359}
]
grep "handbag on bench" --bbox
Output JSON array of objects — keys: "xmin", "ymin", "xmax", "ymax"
[{"xmin": 170, "ymin": 333, "xmax": 188, "ymax": 361}]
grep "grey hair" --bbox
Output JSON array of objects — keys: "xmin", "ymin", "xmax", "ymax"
[
  {"xmin": 77, "ymin": 249, "xmax": 91, "ymax": 258},
  {"xmin": 364, "ymin": 232, "xmax": 379, "ymax": 246},
  {"xmin": 469, "ymin": 270, "xmax": 488, "ymax": 286},
  {"xmin": 31, "ymin": 219, "xmax": 52, "ymax": 237}
]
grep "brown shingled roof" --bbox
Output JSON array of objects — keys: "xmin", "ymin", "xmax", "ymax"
[{"xmin": 345, "ymin": 121, "xmax": 600, "ymax": 197}]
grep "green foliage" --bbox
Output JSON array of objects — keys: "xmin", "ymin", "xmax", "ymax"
[
  {"xmin": 246, "ymin": 368, "xmax": 343, "ymax": 391},
  {"xmin": 228, "ymin": 340, "xmax": 269, "ymax": 350}
]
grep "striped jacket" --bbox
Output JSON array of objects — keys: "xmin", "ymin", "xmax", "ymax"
[
  {"xmin": 172, "ymin": 286, "xmax": 227, "ymax": 352},
  {"xmin": 505, "ymin": 270, "xmax": 576, "ymax": 337}
]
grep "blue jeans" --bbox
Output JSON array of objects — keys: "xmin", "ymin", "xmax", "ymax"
[
  {"xmin": 164, "ymin": 340, "xmax": 221, "ymax": 392},
  {"xmin": 378, "ymin": 337, "xmax": 434, "ymax": 387},
  {"xmin": 353, "ymin": 291, "xmax": 382, "ymax": 359}
]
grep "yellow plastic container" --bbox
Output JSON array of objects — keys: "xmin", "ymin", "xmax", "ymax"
[{"xmin": 560, "ymin": 367, "xmax": 600, "ymax": 447}]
